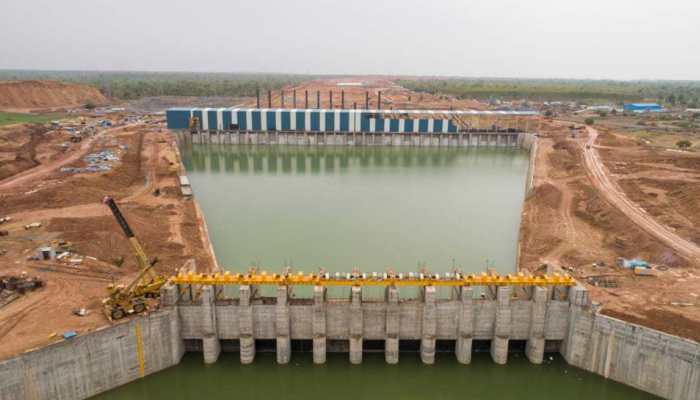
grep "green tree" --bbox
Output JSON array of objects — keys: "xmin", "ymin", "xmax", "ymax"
[
  {"xmin": 84, "ymin": 100, "xmax": 96, "ymax": 110},
  {"xmin": 667, "ymin": 94, "xmax": 677, "ymax": 106},
  {"xmin": 585, "ymin": 117, "xmax": 595, "ymax": 125},
  {"xmin": 676, "ymin": 140, "xmax": 692, "ymax": 149}
]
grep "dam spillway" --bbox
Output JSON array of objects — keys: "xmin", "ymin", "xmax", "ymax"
[{"xmin": 160, "ymin": 275, "xmax": 578, "ymax": 366}]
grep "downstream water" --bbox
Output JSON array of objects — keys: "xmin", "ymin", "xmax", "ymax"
[
  {"xmin": 98, "ymin": 353, "xmax": 657, "ymax": 399},
  {"xmin": 96, "ymin": 144, "xmax": 657, "ymax": 399}
]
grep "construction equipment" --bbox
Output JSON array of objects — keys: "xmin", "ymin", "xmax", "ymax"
[
  {"xmin": 171, "ymin": 270, "xmax": 576, "ymax": 287},
  {"xmin": 102, "ymin": 196, "xmax": 166, "ymax": 320}
]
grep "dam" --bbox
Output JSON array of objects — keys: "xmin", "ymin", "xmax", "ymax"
[{"xmin": 2, "ymin": 112, "xmax": 698, "ymax": 400}]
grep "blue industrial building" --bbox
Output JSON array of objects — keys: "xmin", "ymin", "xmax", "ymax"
[
  {"xmin": 166, "ymin": 108, "xmax": 537, "ymax": 134},
  {"xmin": 623, "ymin": 103, "xmax": 664, "ymax": 113}
]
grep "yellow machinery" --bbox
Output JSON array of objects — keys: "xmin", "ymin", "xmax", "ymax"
[
  {"xmin": 102, "ymin": 196, "xmax": 166, "ymax": 320},
  {"xmin": 171, "ymin": 270, "xmax": 575, "ymax": 287}
]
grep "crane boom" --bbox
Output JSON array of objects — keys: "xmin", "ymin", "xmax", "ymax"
[
  {"xmin": 102, "ymin": 196, "xmax": 166, "ymax": 320},
  {"xmin": 103, "ymin": 196, "xmax": 156, "ymax": 278}
]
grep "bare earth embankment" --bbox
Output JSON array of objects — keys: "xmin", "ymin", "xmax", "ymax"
[
  {"xmin": 0, "ymin": 117, "xmax": 214, "ymax": 359},
  {"xmin": 0, "ymin": 80, "xmax": 108, "ymax": 112},
  {"xmin": 519, "ymin": 119, "xmax": 700, "ymax": 341}
]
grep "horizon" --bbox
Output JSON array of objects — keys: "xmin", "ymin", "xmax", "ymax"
[
  {"xmin": 1, "ymin": 0, "xmax": 699, "ymax": 81},
  {"xmin": 2, "ymin": 68, "xmax": 700, "ymax": 84}
]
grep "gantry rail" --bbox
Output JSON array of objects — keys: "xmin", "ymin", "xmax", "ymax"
[{"xmin": 170, "ymin": 271, "xmax": 575, "ymax": 287}]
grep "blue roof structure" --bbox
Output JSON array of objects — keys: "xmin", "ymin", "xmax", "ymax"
[
  {"xmin": 623, "ymin": 103, "xmax": 663, "ymax": 112},
  {"xmin": 166, "ymin": 107, "xmax": 538, "ymax": 133}
]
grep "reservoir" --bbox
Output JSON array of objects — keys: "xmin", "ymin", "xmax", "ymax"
[
  {"xmin": 96, "ymin": 144, "xmax": 658, "ymax": 399},
  {"xmin": 181, "ymin": 145, "xmax": 529, "ymax": 275}
]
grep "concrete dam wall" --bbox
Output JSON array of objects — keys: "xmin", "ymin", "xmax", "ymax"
[
  {"xmin": 176, "ymin": 130, "xmax": 532, "ymax": 148},
  {"xmin": 1, "ymin": 283, "xmax": 698, "ymax": 400},
  {"xmin": 169, "ymin": 284, "xmax": 569, "ymax": 366}
]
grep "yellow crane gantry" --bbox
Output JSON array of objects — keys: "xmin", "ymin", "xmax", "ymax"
[{"xmin": 170, "ymin": 270, "xmax": 575, "ymax": 287}]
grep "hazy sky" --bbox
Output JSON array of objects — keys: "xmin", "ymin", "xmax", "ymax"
[{"xmin": 1, "ymin": 0, "xmax": 699, "ymax": 80}]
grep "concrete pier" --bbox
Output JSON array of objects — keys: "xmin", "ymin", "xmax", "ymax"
[
  {"xmin": 490, "ymin": 286, "xmax": 512, "ymax": 364},
  {"xmin": 456, "ymin": 287, "xmax": 474, "ymax": 364},
  {"xmin": 200, "ymin": 285, "xmax": 221, "ymax": 364},
  {"xmin": 385, "ymin": 286, "xmax": 400, "ymax": 364},
  {"xmin": 312, "ymin": 286, "xmax": 327, "ymax": 364},
  {"xmin": 275, "ymin": 286, "xmax": 291, "ymax": 364},
  {"xmin": 526, "ymin": 286, "xmax": 548, "ymax": 364},
  {"xmin": 160, "ymin": 283, "xmax": 185, "ymax": 364},
  {"xmin": 349, "ymin": 286, "xmax": 363, "ymax": 364},
  {"xmin": 421, "ymin": 286, "xmax": 437, "ymax": 364},
  {"xmin": 239, "ymin": 285, "xmax": 255, "ymax": 364}
]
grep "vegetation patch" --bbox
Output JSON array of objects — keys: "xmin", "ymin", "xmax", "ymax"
[{"xmin": 0, "ymin": 112, "xmax": 61, "ymax": 127}]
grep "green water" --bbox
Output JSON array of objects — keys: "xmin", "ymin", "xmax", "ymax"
[
  {"xmin": 95, "ymin": 145, "xmax": 658, "ymax": 399},
  {"xmin": 97, "ymin": 353, "xmax": 657, "ymax": 399},
  {"xmin": 181, "ymin": 145, "xmax": 529, "ymax": 275}
]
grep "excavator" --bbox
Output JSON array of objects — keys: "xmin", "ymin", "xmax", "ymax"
[{"xmin": 102, "ymin": 196, "xmax": 167, "ymax": 320}]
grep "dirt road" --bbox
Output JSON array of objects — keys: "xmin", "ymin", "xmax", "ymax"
[
  {"xmin": 0, "ymin": 124, "xmax": 133, "ymax": 192},
  {"xmin": 583, "ymin": 126, "xmax": 700, "ymax": 263}
]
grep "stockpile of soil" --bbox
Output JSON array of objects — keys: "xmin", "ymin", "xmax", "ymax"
[
  {"xmin": 0, "ymin": 80, "xmax": 108, "ymax": 110},
  {"xmin": 533, "ymin": 182, "xmax": 562, "ymax": 209},
  {"xmin": 0, "ymin": 125, "xmax": 49, "ymax": 180}
]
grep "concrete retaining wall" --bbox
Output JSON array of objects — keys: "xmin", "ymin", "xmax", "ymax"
[
  {"xmin": 562, "ymin": 290, "xmax": 700, "ymax": 400},
  {"xmin": 0, "ymin": 310, "xmax": 182, "ymax": 400},
  {"xmin": 521, "ymin": 132, "xmax": 538, "ymax": 196}
]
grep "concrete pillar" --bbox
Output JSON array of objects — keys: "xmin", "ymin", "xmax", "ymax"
[
  {"xmin": 313, "ymin": 286, "xmax": 327, "ymax": 364},
  {"xmin": 456, "ymin": 287, "xmax": 474, "ymax": 364},
  {"xmin": 276, "ymin": 286, "xmax": 291, "ymax": 364},
  {"xmin": 421, "ymin": 286, "xmax": 437, "ymax": 364},
  {"xmin": 526, "ymin": 286, "xmax": 548, "ymax": 364},
  {"xmin": 159, "ymin": 283, "xmax": 185, "ymax": 364},
  {"xmin": 385, "ymin": 286, "xmax": 400, "ymax": 364},
  {"xmin": 560, "ymin": 285, "xmax": 592, "ymax": 364},
  {"xmin": 349, "ymin": 286, "xmax": 363, "ymax": 364},
  {"xmin": 201, "ymin": 285, "xmax": 221, "ymax": 364},
  {"xmin": 491, "ymin": 286, "xmax": 512, "ymax": 364},
  {"xmin": 239, "ymin": 285, "xmax": 255, "ymax": 364}
]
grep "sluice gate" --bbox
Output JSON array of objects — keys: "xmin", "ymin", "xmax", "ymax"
[{"xmin": 160, "ymin": 272, "xmax": 580, "ymax": 367}]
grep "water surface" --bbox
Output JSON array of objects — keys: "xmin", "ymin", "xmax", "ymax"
[
  {"xmin": 96, "ymin": 352, "xmax": 657, "ymax": 399},
  {"xmin": 181, "ymin": 145, "xmax": 529, "ymax": 275}
]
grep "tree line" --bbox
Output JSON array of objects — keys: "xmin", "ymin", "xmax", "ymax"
[{"xmin": 397, "ymin": 78, "xmax": 700, "ymax": 107}]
